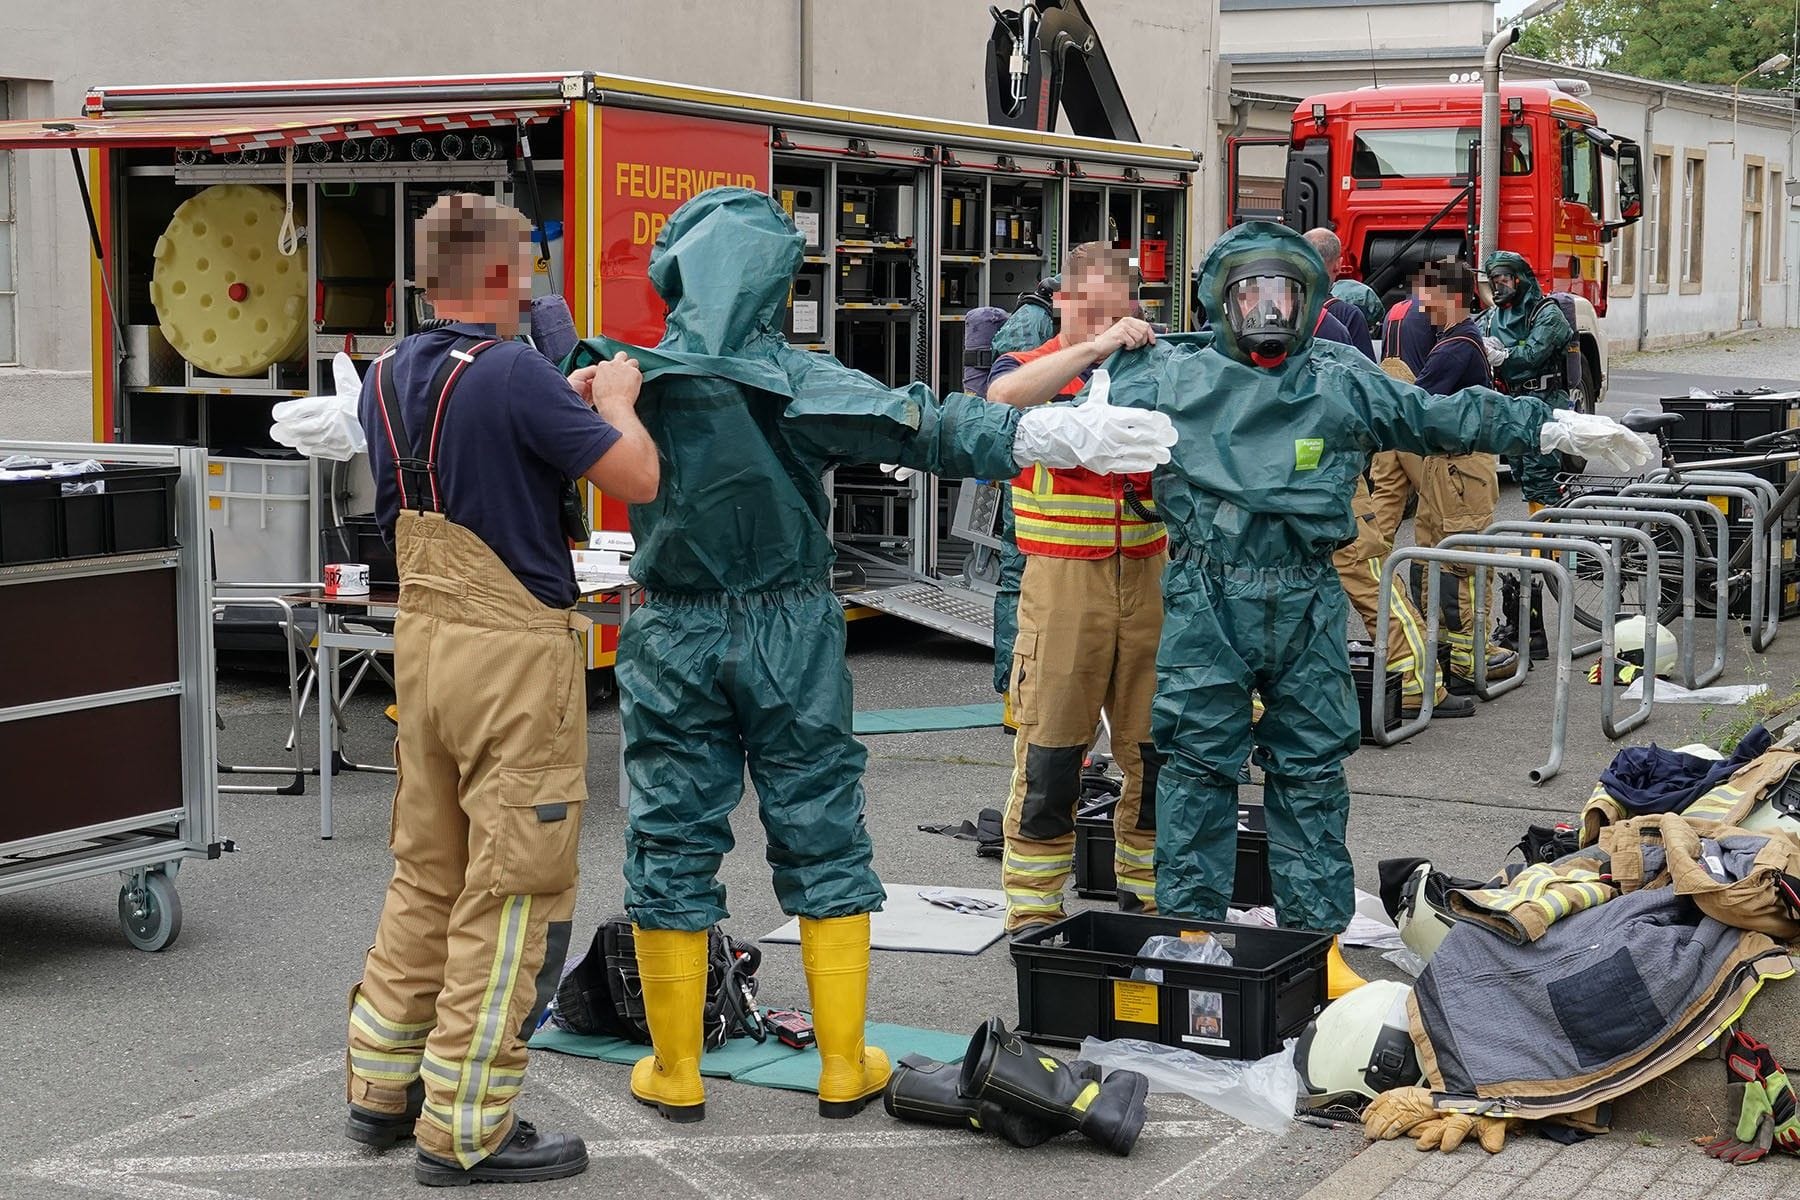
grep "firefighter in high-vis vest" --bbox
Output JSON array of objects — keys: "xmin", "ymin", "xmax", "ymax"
[
  {"xmin": 986, "ymin": 242, "xmax": 1167, "ymax": 932},
  {"xmin": 347, "ymin": 195, "xmax": 661, "ymax": 1187},
  {"xmin": 569, "ymin": 189, "xmax": 1175, "ymax": 1124},
  {"xmin": 1481, "ymin": 250, "xmax": 1576, "ymax": 662}
]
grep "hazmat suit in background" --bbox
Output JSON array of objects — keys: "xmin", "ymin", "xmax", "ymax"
[
  {"xmin": 1100, "ymin": 223, "xmax": 1653, "ymax": 997},
  {"xmin": 1479, "ymin": 250, "xmax": 1576, "ymax": 660},
  {"xmin": 1330, "ymin": 279, "xmax": 1386, "ymax": 338},
  {"xmin": 568, "ymin": 188, "xmax": 1174, "ymax": 1124}
]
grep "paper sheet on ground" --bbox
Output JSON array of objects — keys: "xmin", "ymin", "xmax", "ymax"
[
  {"xmin": 760, "ymin": 885, "xmax": 1006, "ymax": 954},
  {"xmin": 1228, "ymin": 887, "xmax": 1404, "ymax": 950},
  {"xmin": 1621, "ymin": 677, "xmax": 1769, "ymax": 705}
]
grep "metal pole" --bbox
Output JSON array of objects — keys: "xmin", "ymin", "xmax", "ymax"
[{"xmin": 1479, "ymin": 24, "xmax": 1522, "ymax": 266}]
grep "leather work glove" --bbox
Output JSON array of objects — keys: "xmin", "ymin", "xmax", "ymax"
[
  {"xmin": 1363, "ymin": 1086, "xmax": 1438, "ymax": 1141},
  {"xmin": 1012, "ymin": 368, "xmax": 1178, "ymax": 475},
  {"xmin": 1414, "ymin": 1111, "xmax": 1516, "ymax": 1154},
  {"xmin": 1537, "ymin": 409, "xmax": 1659, "ymax": 476},
  {"xmin": 1726, "ymin": 1030, "xmax": 1800, "ymax": 1154}
]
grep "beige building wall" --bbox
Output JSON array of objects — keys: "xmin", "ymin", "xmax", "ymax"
[{"xmin": 0, "ymin": 0, "xmax": 1219, "ymax": 438}]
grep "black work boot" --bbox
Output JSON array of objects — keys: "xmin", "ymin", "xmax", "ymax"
[
  {"xmin": 346, "ymin": 1078, "xmax": 424, "ymax": 1151},
  {"xmin": 958, "ymin": 1017, "xmax": 1150, "ymax": 1156},
  {"xmin": 1494, "ymin": 576, "xmax": 1523, "ymax": 653},
  {"xmin": 884, "ymin": 1052, "xmax": 1101, "ymax": 1148},
  {"xmin": 414, "ymin": 1119, "xmax": 589, "ymax": 1187},
  {"xmin": 1527, "ymin": 582, "xmax": 1550, "ymax": 661}
]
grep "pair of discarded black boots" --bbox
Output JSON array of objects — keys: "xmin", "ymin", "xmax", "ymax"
[{"xmin": 883, "ymin": 1017, "xmax": 1150, "ymax": 1156}]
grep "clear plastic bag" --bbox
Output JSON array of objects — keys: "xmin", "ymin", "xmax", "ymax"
[
  {"xmin": 1078, "ymin": 1036, "xmax": 1298, "ymax": 1134},
  {"xmin": 1131, "ymin": 933, "xmax": 1233, "ymax": 983}
]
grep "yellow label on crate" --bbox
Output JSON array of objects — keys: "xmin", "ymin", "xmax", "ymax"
[
  {"xmin": 1708, "ymin": 496, "xmax": 1730, "ymax": 515},
  {"xmin": 208, "ymin": 496, "xmax": 222, "ymax": 509},
  {"xmin": 208, "ymin": 462, "xmax": 224, "ymax": 476},
  {"xmin": 1113, "ymin": 980, "xmax": 1159, "ymax": 1025},
  {"xmin": 952, "ymin": 198, "xmax": 963, "ymax": 223}
]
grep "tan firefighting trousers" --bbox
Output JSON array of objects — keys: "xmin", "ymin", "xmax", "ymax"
[
  {"xmin": 1002, "ymin": 551, "xmax": 1165, "ymax": 929},
  {"xmin": 347, "ymin": 511, "xmax": 590, "ymax": 1168},
  {"xmin": 1333, "ymin": 475, "xmax": 1435, "ymax": 705},
  {"xmin": 1367, "ymin": 450, "xmax": 1502, "ymax": 676}
]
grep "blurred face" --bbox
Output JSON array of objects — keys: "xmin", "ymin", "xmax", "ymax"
[{"xmin": 1056, "ymin": 263, "xmax": 1134, "ymax": 342}]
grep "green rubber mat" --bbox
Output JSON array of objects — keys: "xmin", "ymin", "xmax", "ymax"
[
  {"xmin": 852, "ymin": 703, "xmax": 1004, "ymax": 734},
  {"xmin": 528, "ymin": 1020, "xmax": 969, "ymax": 1094}
]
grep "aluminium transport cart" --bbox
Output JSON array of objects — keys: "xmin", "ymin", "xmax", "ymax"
[{"xmin": 0, "ymin": 441, "xmax": 225, "ymax": 951}]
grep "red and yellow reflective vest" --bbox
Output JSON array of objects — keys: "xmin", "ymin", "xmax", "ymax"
[{"xmin": 1001, "ymin": 337, "xmax": 1167, "ymax": 560}]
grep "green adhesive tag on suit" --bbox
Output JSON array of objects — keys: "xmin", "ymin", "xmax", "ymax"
[{"xmin": 1294, "ymin": 438, "xmax": 1324, "ymax": 471}]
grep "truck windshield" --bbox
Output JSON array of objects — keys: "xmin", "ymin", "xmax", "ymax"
[{"xmin": 1350, "ymin": 126, "xmax": 1533, "ymax": 180}]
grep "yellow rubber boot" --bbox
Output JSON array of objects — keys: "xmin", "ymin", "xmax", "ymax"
[
  {"xmin": 1327, "ymin": 938, "xmax": 1368, "ymax": 1000},
  {"xmin": 628, "ymin": 927, "xmax": 708, "ymax": 1123},
  {"xmin": 799, "ymin": 913, "xmax": 892, "ymax": 1118}
]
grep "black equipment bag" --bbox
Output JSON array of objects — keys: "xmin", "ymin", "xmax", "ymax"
[{"xmin": 551, "ymin": 915, "xmax": 764, "ymax": 1048}]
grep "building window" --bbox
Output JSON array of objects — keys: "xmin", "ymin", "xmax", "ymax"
[
  {"xmin": 1609, "ymin": 222, "xmax": 1637, "ymax": 295},
  {"xmin": 1770, "ymin": 169, "xmax": 1786, "ymax": 283},
  {"xmin": 1647, "ymin": 150, "xmax": 1673, "ymax": 288},
  {"xmin": 0, "ymin": 83, "xmax": 15, "ymax": 365},
  {"xmin": 1681, "ymin": 150, "xmax": 1706, "ymax": 293}
]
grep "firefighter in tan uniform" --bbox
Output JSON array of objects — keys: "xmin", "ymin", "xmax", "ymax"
[
  {"xmin": 986, "ymin": 243, "xmax": 1166, "ymax": 931},
  {"xmin": 345, "ymin": 195, "xmax": 660, "ymax": 1188}
]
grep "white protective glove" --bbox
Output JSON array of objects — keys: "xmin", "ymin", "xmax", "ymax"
[
  {"xmin": 878, "ymin": 463, "xmax": 918, "ymax": 484},
  {"xmin": 1482, "ymin": 336, "xmax": 1510, "ymax": 369},
  {"xmin": 270, "ymin": 352, "xmax": 368, "ymax": 461},
  {"xmin": 1538, "ymin": 409, "xmax": 1659, "ymax": 475},
  {"xmin": 1012, "ymin": 368, "xmax": 1177, "ymax": 474}
]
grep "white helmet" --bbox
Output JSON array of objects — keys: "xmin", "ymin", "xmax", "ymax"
[
  {"xmin": 1296, "ymin": 980, "xmax": 1423, "ymax": 1102},
  {"xmin": 1613, "ymin": 616, "xmax": 1676, "ymax": 676},
  {"xmin": 1394, "ymin": 861, "xmax": 1458, "ymax": 963}
]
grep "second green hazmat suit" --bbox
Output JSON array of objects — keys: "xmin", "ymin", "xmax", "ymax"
[
  {"xmin": 1102, "ymin": 223, "xmax": 1554, "ymax": 937},
  {"xmin": 1478, "ymin": 250, "xmax": 1573, "ymax": 507},
  {"xmin": 1329, "ymin": 279, "xmax": 1386, "ymax": 341}
]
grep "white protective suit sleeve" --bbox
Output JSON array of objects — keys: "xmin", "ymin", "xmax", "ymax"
[
  {"xmin": 1011, "ymin": 368, "xmax": 1177, "ymax": 474},
  {"xmin": 1537, "ymin": 409, "xmax": 1659, "ymax": 475}
]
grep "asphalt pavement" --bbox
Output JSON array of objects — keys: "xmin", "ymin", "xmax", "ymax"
[{"xmin": 4, "ymin": 350, "xmax": 1800, "ymax": 1200}]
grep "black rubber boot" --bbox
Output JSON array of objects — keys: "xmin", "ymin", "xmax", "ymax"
[
  {"xmin": 345, "ymin": 1078, "xmax": 424, "ymax": 1151},
  {"xmin": 414, "ymin": 1119, "xmax": 589, "ymax": 1187},
  {"xmin": 1494, "ymin": 576, "xmax": 1523, "ymax": 653},
  {"xmin": 957, "ymin": 1017, "xmax": 1150, "ymax": 1156},
  {"xmin": 1527, "ymin": 583, "xmax": 1550, "ymax": 661},
  {"xmin": 884, "ymin": 1052, "xmax": 1100, "ymax": 1148}
]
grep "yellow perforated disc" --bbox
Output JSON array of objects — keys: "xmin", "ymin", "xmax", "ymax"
[{"xmin": 150, "ymin": 184, "xmax": 307, "ymax": 377}]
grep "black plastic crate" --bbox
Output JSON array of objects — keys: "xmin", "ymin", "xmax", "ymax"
[
  {"xmin": 1663, "ymin": 441, "xmax": 1794, "ymax": 528},
  {"xmin": 1660, "ymin": 392, "xmax": 1800, "ymax": 445},
  {"xmin": 0, "ymin": 464, "xmax": 178, "ymax": 566},
  {"xmin": 1075, "ymin": 804, "xmax": 1272, "ymax": 907},
  {"xmin": 1348, "ymin": 640, "xmax": 1404, "ymax": 742},
  {"xmin": 1010, "ymin": 911, "xmax": 1331, "ymax": 1058}
]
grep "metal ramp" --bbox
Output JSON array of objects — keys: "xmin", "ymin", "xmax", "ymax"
[{"xmin": 847, "ymin": 579, "xmax": 997, "ymax": 647}]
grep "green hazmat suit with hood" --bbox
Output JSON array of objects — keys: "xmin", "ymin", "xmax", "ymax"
[
  {"xmin": 1330, "ymin": 279, "xmax": 1386, "ymax": 342},
  {"xmin": 1102, "ymin": 222, "xmax": 1554, "ymax": 932},
  {"xmin": 568, "ymin": 188, "xmax": 1028, "ymax": 931},
  {"xmin": 1478, "ymin": 250, "xmax": 1573, "ymax": 507},
  {"xmin": 986, "ymin": 290, "xmax": 1060, "ymax": 694}
]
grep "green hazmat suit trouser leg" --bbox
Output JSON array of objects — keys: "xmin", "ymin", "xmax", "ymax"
[
  {"xmin": 992, "ymin": 488, "xmax": 1024, "ymax": 695},
  {"xmin": 1507, "ymin": 388, "xmax": 1572, "ymax": 508},
  {"xmin": 1151, "ymin": 559, "xmax": 1362, "ymax": 932},
  {"xmin": 619, "ymin": 583, "xmax": 886, "ymax": 931}
]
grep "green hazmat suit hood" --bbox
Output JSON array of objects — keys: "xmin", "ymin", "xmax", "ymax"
[
  {"xmin": 650, "ymin": 187, "xmax": 804, "ymax": 357},
  {"xmin": 1330, "ymin": 279, "xmax": 1385, "ymax": 336},
  {"xmin": 1481, "ymin": 250, "xmax": 1546, "ymax": 344},
  {"xmin": 1199, "ymin": 222, "xmax": 1326, "ymax": 367}
]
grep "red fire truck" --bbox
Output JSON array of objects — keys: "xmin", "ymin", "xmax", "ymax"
[{"xmin": 1231, "ymin": 79, "xmax": 1643, "ymax": 409}]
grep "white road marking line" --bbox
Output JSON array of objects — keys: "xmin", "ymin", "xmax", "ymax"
[{"xmin": 1140, "ymin": 1128, "xmax": 1280, "ymax": 1197}]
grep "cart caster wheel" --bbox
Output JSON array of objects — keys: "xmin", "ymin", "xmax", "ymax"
[{"xmin": 119, "ymin": 872, "xmax": 183, "ymax": 952}]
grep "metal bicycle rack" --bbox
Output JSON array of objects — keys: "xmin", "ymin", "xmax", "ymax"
[
  {"xmin": 1562, "ymin": 494, "xmax": 1733, "ymax": 689},
  {"xmin": 1623, "ymin": 475, "xmax": 1779, "ymax": 651},
  {"xmin": 1373, "ymin": 546, "xmax": 1578, "ymax": 782},
  {"xmin": 1475, "ymin": 519, "xmax": 1660, "ymax": 739}
]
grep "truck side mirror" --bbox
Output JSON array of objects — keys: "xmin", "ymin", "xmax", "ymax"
[{"xmin": 1615, "ymin": 142, "xmax": 1644, "ymax": 225}]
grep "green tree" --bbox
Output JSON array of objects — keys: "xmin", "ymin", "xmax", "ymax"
[{"xmin": 1514, "ymin": 0, "xmax": 1799, "ymax": 87}]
